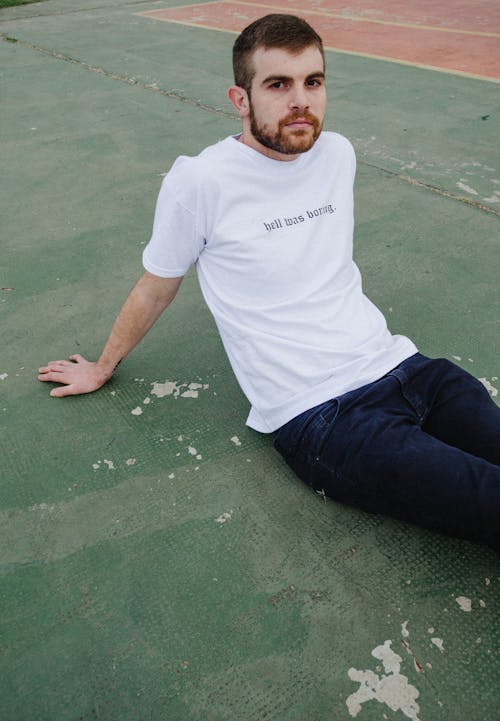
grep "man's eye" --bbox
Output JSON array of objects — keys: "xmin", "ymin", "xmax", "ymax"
[{"xmin": 270, "ymin": 81, "xmax": 286, "ymax": 89}]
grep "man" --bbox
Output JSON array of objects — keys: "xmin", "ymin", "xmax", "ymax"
[{"xmin": 39, "ymin": 14, "xmax": 500, "ymax": 548}]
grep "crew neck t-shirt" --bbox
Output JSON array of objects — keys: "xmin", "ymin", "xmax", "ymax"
[{"xmin": 143, "ymin": 132, "xmax": 417, "ymax": 432}]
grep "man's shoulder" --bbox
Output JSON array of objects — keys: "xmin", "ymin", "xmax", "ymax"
[
  {"xmin": 174, "ymin": 136, "xmax": 233, "ymax": 168},
  {"xmin": 164, "ymin": 136, "xmax": 234, "ymax": 184},
  {"xmin": 317, "ymin": 131, "xmax": 355, "ymax": 155}
]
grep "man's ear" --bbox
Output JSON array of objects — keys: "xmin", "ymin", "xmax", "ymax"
[{"xmin": 228, "ymin": 85, "xmax": 250, "ymax": 117}]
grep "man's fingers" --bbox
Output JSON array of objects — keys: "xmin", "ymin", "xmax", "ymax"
[
  {"xmin": 38, "ymin": 370, "xmax": 57, "ymax": 381},
  {"xmin": 38, "ymin": 368, "xmax": 67, "ymax": 380},
  {"xmin": 39, "ymin": 356, "xmax": 85, "ymax": 373},
  {"xmin": 38, "ymin": 354, "xmax": 102, "ymax": 397},
  {"xmin": 39, "ymin": 361, "xmax": 70, "ymax": 373},
  {"xmin": 50, "ymin": 385, "xmax": 78, "ymax": 398}
]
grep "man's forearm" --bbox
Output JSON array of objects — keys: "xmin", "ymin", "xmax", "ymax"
[
  {"xmin": 38, "ymin": 271, "xmax": 184, "ymax": 397},
  {"xmin": 97, "ymin": 272, "xmax": 184, "ymax": 378}
]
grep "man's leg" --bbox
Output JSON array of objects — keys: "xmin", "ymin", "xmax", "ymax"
[
  {"xmin": 274, "ymin": 367, "xmax": 500, "ymax": 548},
  {"xmin": 416, "ymin": 359, "xmax": 500, "ymax": 465}
]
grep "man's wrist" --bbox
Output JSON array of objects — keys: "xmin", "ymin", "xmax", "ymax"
[{"xmin": 96, "ymin": 358, "xmax": 122, "ymax": 382}]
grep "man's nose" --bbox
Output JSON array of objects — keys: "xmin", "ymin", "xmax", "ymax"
[{"xmin": 289, "ymin": 86, "xmax": 309, "ymax": 110}]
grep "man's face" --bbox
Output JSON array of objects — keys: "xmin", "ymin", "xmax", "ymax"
[{"xmin": 245, "ymin": 45, "xmax": 326, "ymax": 161}]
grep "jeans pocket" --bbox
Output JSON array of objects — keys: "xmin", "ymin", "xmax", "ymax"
[{"xmin": 274, "ymin": 400, "xmax": 339, "ymax": 487}]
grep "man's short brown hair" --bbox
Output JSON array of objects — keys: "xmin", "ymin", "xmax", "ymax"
[{"xmin": 233, "ymin": 14, "xmax": 324, "ymax": 95}]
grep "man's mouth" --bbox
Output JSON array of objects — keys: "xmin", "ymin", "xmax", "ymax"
[
  {"xmin": 286, "ymin": 119, "xmax": 312, "ymax": 127},
  {"xmin": 282, "ymin": 112, "xmax": 318, "ymax": 130}
]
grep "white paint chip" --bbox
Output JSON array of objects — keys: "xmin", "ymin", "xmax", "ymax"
[
  {"xmin": 126, "ymin": 458, "xmax": 137, "ymax": 466},
  {"xmin": 401, "ymin": 621, "xmax": 409, "ymax": 638},
  {"xmin": 131, "ymin": 407, "xmax": 143, "ymax": 416},
  {"xmin": 0, "ymin": 373, "xmax": 8, "ymax": 381},
  {"xmin": 143, "ymin": 397, "xmax": 151, "ymax": 405},
  {"xmin": 150, "ymin": 379, "xmax": 210, "ymax": 400},
  {"xmin": 215, "ymin": 510, "xmax": 234, "ymax": 524},
  {"xmin": 151, "ymin": 380, "xmax": 180, "ymax": 398},
  {"xmin": 431, "ymin": 638, "xmax": 444, "ymax": 652},
  {"xmin": 456, "ymin": 596, "xmax": 472, "ymax": 612},
  {"xmin": 103, "ymin": 459, "xmax": 115, "ymax": 470},
  {"xmin": 168, "ymin": 473, "xmax": 175, "ymax": 479},
  {"xmin": 346, "ymin": 640, "xmax": 421, "ymax": 720},
  {"xmin": 230, "ymin": 435, "xmax": 242, "ymax": 446},
  {"xmin": 478, "ymin": 378, "xmax": 498, "ymax": 397},
  {"xmin": 457, "ymin": 180, "xmax": 479, "ymax": 196},
  {"xmin": 188, "ymin": 446, "xmax": 198, "ymax": 456}
]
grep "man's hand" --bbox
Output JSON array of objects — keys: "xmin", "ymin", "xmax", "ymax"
[
  {"xmin": 38, "ymin": 354, "xmax": 112, "ymax": 397},
  {"xmin": 38, "ymin": 272, "xmax": 184, "ymax": 398}
]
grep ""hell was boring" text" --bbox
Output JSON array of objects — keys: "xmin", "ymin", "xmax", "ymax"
[{"xmin": 263, "ymin": 203, "xmax": 336, "ymax": 233}]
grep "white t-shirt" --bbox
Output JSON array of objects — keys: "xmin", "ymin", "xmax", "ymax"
[{"xmin": 143, "ymin": 132, "xmax": 417, "ymax": 432}]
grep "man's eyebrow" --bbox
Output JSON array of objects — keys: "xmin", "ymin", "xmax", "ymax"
[
  {"xmin": 261, "ymin": 74, "xmax": 292, "ymax": 86},
  {"xmin": 260, "ymin": 71, "xmax": 325, "ymax": 86}
]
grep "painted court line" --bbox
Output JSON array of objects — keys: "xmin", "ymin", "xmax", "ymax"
[{"xmin": 137, "ymin": 1, "xmax": 500, "ymax": 81}]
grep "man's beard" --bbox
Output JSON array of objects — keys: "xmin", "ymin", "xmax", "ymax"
[{"xmin": 249, "ymin": 106, "xmax": 322, "ymax": 155}]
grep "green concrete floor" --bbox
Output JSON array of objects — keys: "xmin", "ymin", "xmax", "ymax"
[{"xmin": 1, "ymin": 2, "xmax": 499, "ymax": 720}]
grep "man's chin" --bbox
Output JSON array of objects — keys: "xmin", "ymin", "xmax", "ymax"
[{"xmin": 282, "ymin": 133, "xmax": 317, "ymax": 154}]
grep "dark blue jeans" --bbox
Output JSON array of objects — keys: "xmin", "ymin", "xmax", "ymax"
[{"xmin": 274, "ymin": 354, "xmax": 500, "ymax": 549}]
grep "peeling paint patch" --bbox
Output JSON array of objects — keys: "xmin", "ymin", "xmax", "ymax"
[
  {"xmin": 230, "ymin": 435, "xmax": 242, "ymax": 446},
  {"xmin": 126, "ymin": 458, "xmax": 137, "ymax": 466},
  {"xmin": 456, "ymin": 596, "xmax": 472, "ymax": 612},
  {"xmin": 215, "ymin": 510, "xmax": 234, "ymax": 524},
  {"xmin": 401, "ymin": 621, "xmax": 410, "ymax": 638},
  {"xmin": 457, "ymin": 180, "xmax": 479, "ymax": 196},
  {"xmin": 93, "ymin": 459, "xmax": 116, "ymax": 470},
  {"xmin": 483, "ymin": 190, "xmax": 500, "ymax": 203},
  {"xmin": 478, "ymin": 377, "xmax": 498, "ymax": 398},
  {"xmin": 0, "ymin": 373, "xmax": 8, "ymax": 380},
  {"xmin": 151, "ymin": 379, "xmax": 209, "ymax": 399},
  {"xmin": 151, "ymin": 380, "xmax": 180, "ymax": 398},
  {"xmin": 346, "ymin": 641, "xmax": 421, "ymax": 720},
  {"xmin": 30, "ymin": 502, "xmax": 55, "ymax": 513},
  {"xmin": 181, "ymin": 389, "xmax": 199, "ymax": 398},
  {"xmin": 431, "ymin": 638, "xmax": 444, "ymax": 652},
  {"xmin": 131, "ymin": 406, "xmax": 143, "ymax": 416}
]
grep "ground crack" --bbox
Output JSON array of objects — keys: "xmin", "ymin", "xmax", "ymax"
[
  {"xmin": 359, "ymin": 159, "xmax": 500, "ymax": 216},
  {"xmin": 0, "ymin": 33, "xmax": 237, "ymax": 119}
]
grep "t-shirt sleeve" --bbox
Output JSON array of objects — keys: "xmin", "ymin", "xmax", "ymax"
[{"xmin": 142, "ymin": 158, "xmax": 206, "ymax": 278}]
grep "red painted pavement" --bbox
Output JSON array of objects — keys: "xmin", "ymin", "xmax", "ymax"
[{"xmin": 138, "ymin": 0, "xmax": 500, "ymax": 81}]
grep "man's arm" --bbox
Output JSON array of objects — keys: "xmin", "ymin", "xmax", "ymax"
[{"xmin": 38, "ymin": 271, "xmax": 183, "ymax": 397}]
